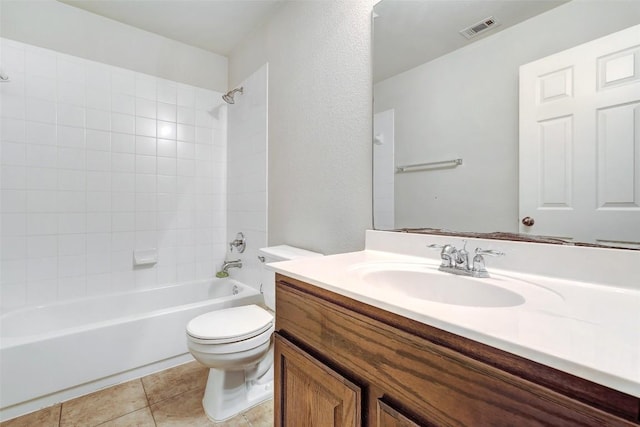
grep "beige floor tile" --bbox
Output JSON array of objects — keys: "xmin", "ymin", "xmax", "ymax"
[
  {"xmin": 98, "ymin": 407, "xmax": 156, "ymax": 427},
  {"xmin": 150, "ymin": 388, "xmax": 249, "ymax": 427},
  {"xmin": 60, "ymin": 380, "xmax": 148, "ymax": 427},
  {"xmin": 142, "ymin": 361, "xmax": 208, "ymax": 405},
  {"xmin": 243, "ymin": 400, "xmax": 273, "ymax": 427},
  {"xmin": 0, "ymin": 404, "xmax": 61, "ymax": 427}
]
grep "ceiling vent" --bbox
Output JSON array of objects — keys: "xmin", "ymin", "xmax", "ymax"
[{"xmin": 460, "ymin": 16, "xmax": 500, "ymax": 40}]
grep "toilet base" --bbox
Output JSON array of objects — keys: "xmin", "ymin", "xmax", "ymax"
[{"xmin": 202, "ymin": 364, "xmax": 274, "ymax": 422}]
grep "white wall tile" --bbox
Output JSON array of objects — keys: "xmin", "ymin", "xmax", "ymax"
[
  {"xmin": 86, "ymin": 88, "xmax": 110, "ymax": 111},
  {"xmin": 27, "ymin": 212, "xmax": 57, "ymax": 235},
  {"xmin": 177, "ymin": 84, "xmax": 195, "ymax": 107},
  {"xmin": 2, "ymin": 189, "xmax": 27, "ymax": 212},
  {"xmin": 58, "ymin": 125, "xmax": 85, "ymax": 149},
  {"xmin": 2, "ymin": 212, "xmax": 27, "ymax": 236},
  {"xmin": 135, "ymin": 136, "xmax": 156, "ymax": 155},
  {"xmin": 112, "ymin": 152, "xmax": 135, "ymax": 172},
  {"xmin": 58, "ymin": 234, "xmax": 86, "ymax": 256},
  {"xmin": 57, "ymin": 57, "xmax": 86, "ymax": 84},
  {"xmin": 58, "ymin": 213, "xmax": 86, "ymax": 234},
  {"xmin": 112, "ymin": 113, "xmax": 135, "ymax": 135},
  {"xmin": 86, "ymin": 108, "xmax": 110, "ymax": 131},
  {"xmin": 26, "ymin": 144, "xmax": 57, "ymax": 168},
  {"xmin": 87, "ymin": 192, "xmax": 111, "ymax": 212},
  {"xmin": 111, "ymin": 172, "xmax": 135, "ymax": 192},
  {"xmin": 25, "ymin": 47, "xmax": 56, "ymax": 77},
  {"xmin": 112, "ymin": 93, "xmax": 135, "ymax": 115},
  {"xmin": 58, "ymin": 147, "xmax": 84, "ymax": 170},
  {"xmin": 157, "ymin": 103, "xmax": 176, "ymax": 122},
  {"xmin": 2, "ymin": 165, "xmax": 26, "ymax": 189},
  {"xmin": 86, "ymin": 150, "xmax": 111, "ymax": 171},
  {"xmin": 112, "ymin": 70, "xmax": 135, "ymax": 95},
  {"xmin": 136, "ymin": 98, "xmax": 156, "ymax": 119},
  {"xmin": 157, "ymin": 139, "xmax": 176, "ymax": 158},
  {"xmin": 58, "ymin": 170, "xmax": 85, "ymax": 191},
  {"xmin": 2, "ymin": 118, "xmax": 26, "ymax": 143},
  {"xmin": 26, "ymin": 256, "xmax": 57, "ymax": 281},
  {"xmin": 87, "ymin": 171, "xmax": 111, "ymax": 191},
  {"xmin": 57, "ymin": 103, "xmax": 84, "ymax": 127},
  {"xmin": 135, "ymin": 155, "xmax": 156, "ymax": 174},
  {"xmin": 58, "ymin": 80, "xmax": 85, "ymax": 106},
  {"xmin": 135, "ymin": 74, "xmax": 156, "ymax": 100},
  {"xmin": 1, "ymin": 39, "xmax": 229, "ymax": 310},
  {"xmin": 26, "ymin": 75, "xmax": 56, "ymax": 101},
  {"xmin": 26, "ymin": 98, "xmax": 56, "ymax": 124},
  {"xmin": 86, "ymin": 130, "xmax": 110, "ymax": 151},
  {"xmin": 111, "ymin": 133, "xmax": 135, "ymax": 153}
]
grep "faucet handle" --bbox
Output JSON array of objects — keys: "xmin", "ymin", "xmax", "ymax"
[
  {"xmin": 427, "ymin": 243, "xmax": 457, "ymax": 267},
  {"xmin": 474, "ymin": 248, "xmax": 505, "ymax": 257}
]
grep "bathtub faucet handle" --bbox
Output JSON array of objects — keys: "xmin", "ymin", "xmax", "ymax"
[{"xmin": 229, "ymin": 232, "xmax": 246, "ymax": 253}]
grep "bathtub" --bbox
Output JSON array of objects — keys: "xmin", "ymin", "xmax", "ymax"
[{"xmin": 0, "ymin": 278, "xmax": 263, "ymax": 421}]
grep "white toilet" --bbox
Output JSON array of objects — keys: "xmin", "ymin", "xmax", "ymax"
[{"xmin": 186, "ymin": 245, "xmax": 322, "ymax": 422}]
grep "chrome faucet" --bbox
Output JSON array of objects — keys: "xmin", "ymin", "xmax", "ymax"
[
  {"xmin": 216, "ymin": 259, "xmax": 243, "ymax": 278},
  {"xmin": 221, "ymin": 259, "xmax": 242, "ymax": 273},
  {"xmin": 428, "ymin": 242, "xmax": 504, "ymax": 278}
]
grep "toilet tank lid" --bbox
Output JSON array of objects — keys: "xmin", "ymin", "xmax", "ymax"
[{"xmin": 257, "ymin": 245, "xmax": 323, "ymax": 262}]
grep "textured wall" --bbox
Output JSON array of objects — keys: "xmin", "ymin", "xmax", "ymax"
[
  {"xmin": 0, "ymin": 0, "xmax": 227, "ymax": 91},
  {"xmin": 230, "ymin": 1, "xmax": 375, "ymax": 255}
]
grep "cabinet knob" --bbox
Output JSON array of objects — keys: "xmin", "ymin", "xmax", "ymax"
[{"xmin": 521, "ymin": 216, "xmax": 535, "ymax": 227}]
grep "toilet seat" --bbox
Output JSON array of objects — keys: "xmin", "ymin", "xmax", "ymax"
[{"xmin": 187, "ymin": 305, "xmax": 273, "ymax": 344}]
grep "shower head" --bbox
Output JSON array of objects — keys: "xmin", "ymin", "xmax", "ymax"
[{"xmin": 222, "ymin": 87, "xmax": 244, "ymax": 104}]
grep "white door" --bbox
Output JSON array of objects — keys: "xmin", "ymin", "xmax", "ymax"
[
  {"xmin": 373, "ymin": 109, "xmax": 395, "ymax": 230},
  {"xmin": 519, "ymin": 24, "xmax": 640, "ymax": 246}
]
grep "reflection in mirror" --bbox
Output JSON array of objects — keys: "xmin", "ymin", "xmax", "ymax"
[{"xmin": 373, "ymin": 0, "xmax": 640, "ymax": 248}]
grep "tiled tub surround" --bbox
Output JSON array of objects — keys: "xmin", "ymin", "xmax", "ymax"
[
  {"xmin": 0, "ymin": 279, "xmax": 263, "ymax": 421},
  {"xmin": 0, "ymin": 361, "xmax": 274, "ymax": 427},
  {"xmin": 268, "ymin": 230, "xmax": 640, "ymax": 398},
  {"xmin": 0, "ymin": 37, "xmax": 228, "ymax": 311}
]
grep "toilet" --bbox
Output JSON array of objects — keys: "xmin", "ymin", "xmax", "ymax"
[{"xmin": 186, "ymin": 245, "xmax": 323, "ymax": 421}]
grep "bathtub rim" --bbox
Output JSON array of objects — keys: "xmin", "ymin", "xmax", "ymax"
[{"xmin": 0, "ymin": 278, "xmax": 260, "ymax": 348}]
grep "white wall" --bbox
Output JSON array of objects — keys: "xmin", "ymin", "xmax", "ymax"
[
  {"xmin": 0, "ymin": 38, "xmax": 228, "ymax": 310},
  {"xmin": 0, "ymin": 0, "xmax": 227, "ymax": 91},
  {"xmin": 226, "ymin": 63, "xmax": 268, "ymax": 291},
  {"xmin": 374, "ymin": 0, "xmax": 640, "ymax": 233},
  {"xmin": 229, "ymin": 0, "xmax": 375, "ymax": 255},
  {"xmin": 373, "ymin": 109, "xmax": 394, "ymax": 230}
]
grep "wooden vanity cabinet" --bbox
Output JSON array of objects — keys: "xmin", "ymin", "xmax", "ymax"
[{"xmin": 274, "ymin": 274, "xmax": 640, "ymax": 427}]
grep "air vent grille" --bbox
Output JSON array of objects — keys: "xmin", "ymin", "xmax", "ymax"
[{"xmin": 460, "ymin": 16, "xmax": 500, "ymax": 39}]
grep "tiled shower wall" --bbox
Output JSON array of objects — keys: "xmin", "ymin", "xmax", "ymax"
[
  {"xmin": 226, "ymin": 64, "xmax": 267, "ymax": 291},
  {"xmin": 0, "ymin": 38, "xmax": 227, "ymax": 310}
]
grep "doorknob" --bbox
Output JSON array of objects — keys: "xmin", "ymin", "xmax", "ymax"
[{"xmin": 521, "ymin": 216, "xmax": 535, "ymax": 227}]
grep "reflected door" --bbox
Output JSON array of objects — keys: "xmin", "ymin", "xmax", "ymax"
[{"xmin": 519, "ymin": 24, "xmax": 640, "ymax": 246}]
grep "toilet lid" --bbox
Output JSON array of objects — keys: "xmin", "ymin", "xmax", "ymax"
[{"xmin": 186, "ymin": 305, "xmax": 273, "ymax": 343}]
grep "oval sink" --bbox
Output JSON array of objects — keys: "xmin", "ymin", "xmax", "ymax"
[{"xmin": 353, "ymin": 263, "xmax": 526, "ymax": 308}]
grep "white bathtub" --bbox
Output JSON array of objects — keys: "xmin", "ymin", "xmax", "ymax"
[{"xmin": 0, "ymin": 278, "xmax": 263, "ymax": 421}]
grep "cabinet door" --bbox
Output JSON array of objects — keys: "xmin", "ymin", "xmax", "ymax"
[
  {"xmin": 274, "ymin": 333, "xmax": 362, "ymax": 427},
  {"xmin": 376, "ymin": 400, "xmax": 422, "ymax": 427}
]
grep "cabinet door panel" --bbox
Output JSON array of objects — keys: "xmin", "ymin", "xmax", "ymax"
[
  {"xmin": 275, "ymin": 333, "xmax": 362, "ymax": 427},
  {"xmin": 377, "ymin": 400, "xmax": 422, "ymax": 427}
]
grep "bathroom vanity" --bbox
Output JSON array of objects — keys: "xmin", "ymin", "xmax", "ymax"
[{"xmin": 270, "ymin": 231, "xmax": 640, "ymax": 426}]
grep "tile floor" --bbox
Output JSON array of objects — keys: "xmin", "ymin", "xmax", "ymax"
[{"xmin": 1, "ymin": 361, "xmax": 273, "ymax": 427}]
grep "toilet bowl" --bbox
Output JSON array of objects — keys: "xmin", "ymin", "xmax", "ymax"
[
  {"xmin": 186, "ymin": 304, "xmax": 275, "ymax": 421},
  {"xmin": 186, "ymin": 245, "xmax": 323, "ymax": 422}
]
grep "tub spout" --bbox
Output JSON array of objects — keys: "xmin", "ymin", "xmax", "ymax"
[{"xmin": 216, "ymin": 259, "xmax": 242, "ymax": 278}]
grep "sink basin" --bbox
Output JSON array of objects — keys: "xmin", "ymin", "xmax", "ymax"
[{"xmin": 352, "ymin": 263, "xmax": 526, "ymax": 308}]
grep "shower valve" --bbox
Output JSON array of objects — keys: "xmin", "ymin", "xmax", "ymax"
[{"xmin": 229, "ymin": 232, "xmax": 246, "ymax": 253}]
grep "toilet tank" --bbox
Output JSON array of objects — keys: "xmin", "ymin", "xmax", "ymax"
[{"xmin": 257, "ymin": 245, "xmax": 323, "ymax": 310}]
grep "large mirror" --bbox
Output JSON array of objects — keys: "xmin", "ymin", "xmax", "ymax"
[{"xmin": 373, "ymin": 0, "xmax": 640, "ymax": 248}]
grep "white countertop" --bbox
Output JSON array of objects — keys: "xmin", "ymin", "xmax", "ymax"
[{"xmin": 268, "ymin": 249, "xmax": 640, "ymax": 398}]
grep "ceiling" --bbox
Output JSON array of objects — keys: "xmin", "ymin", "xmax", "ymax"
[
  {"xmin": 57, "ymin": 0, "xmax": 285, "ymax": 56},
  {"xmin": 373, "ymin": 0, "xmax": 569, "ymax": 83}
]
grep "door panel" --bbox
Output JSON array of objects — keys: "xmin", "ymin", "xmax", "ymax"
[{"xmin": 519, "ymin": 24, "xmax": 640, "ymax": 245}]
